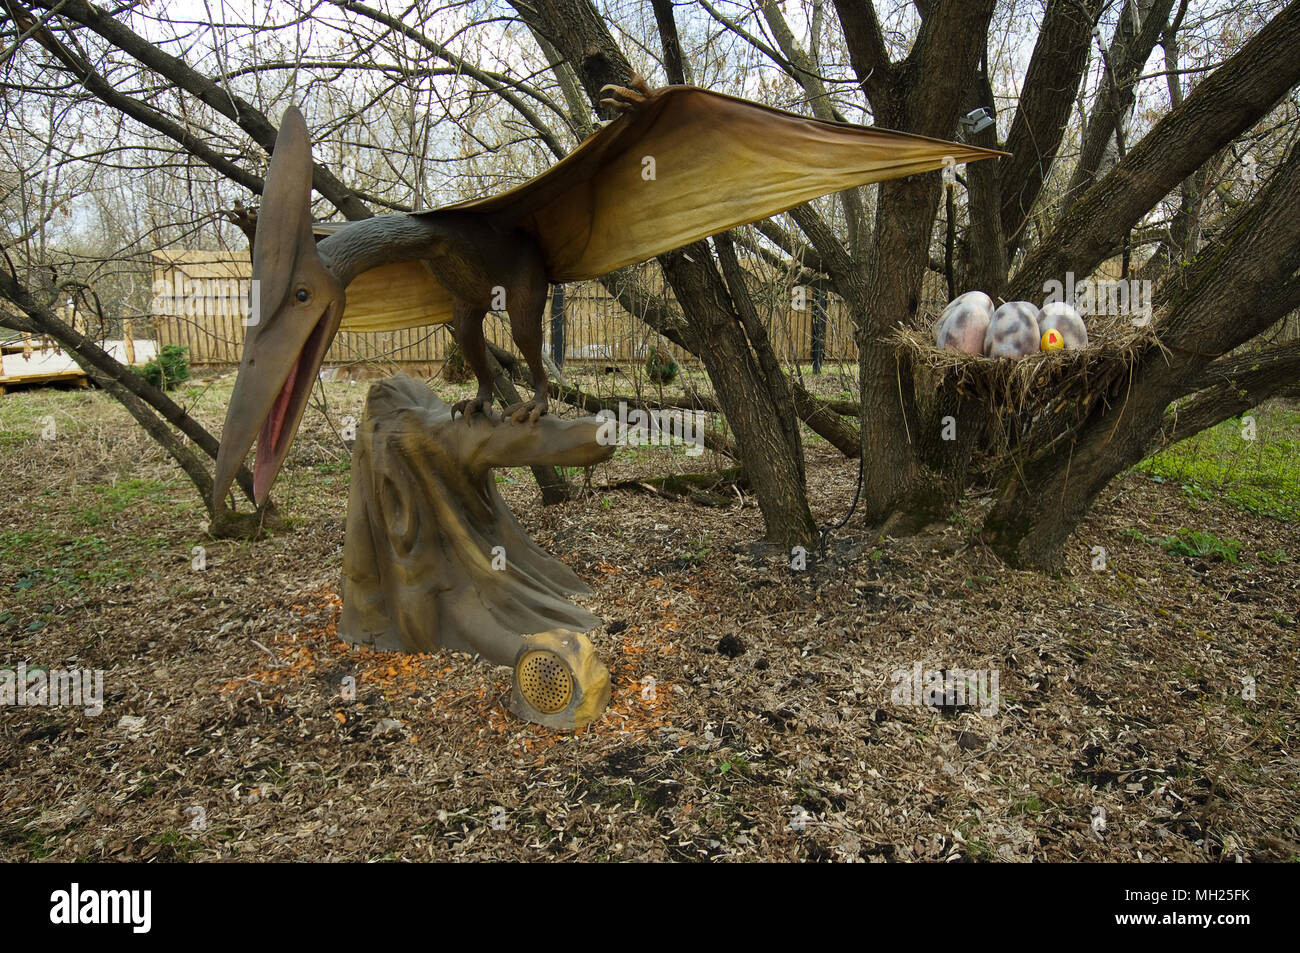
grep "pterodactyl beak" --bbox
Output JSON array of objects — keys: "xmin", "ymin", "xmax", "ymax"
[{"xmin": 212, "ymin": 107, "xmax": 345, "ymax": 509}]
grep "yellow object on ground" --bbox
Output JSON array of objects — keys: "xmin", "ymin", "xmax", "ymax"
[{"xmin": 510, "ymin": 630, "xmax": 611, "ymax": 730}]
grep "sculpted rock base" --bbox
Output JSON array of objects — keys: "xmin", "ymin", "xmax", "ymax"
[{"xmin": 339, "ymin": 374, "xmax": 615, "ymax": 671}]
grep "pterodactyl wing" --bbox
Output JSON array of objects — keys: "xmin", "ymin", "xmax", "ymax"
[{"xmin": 337, "ymin": 85, "xmax": 1006, "ymax": 331}]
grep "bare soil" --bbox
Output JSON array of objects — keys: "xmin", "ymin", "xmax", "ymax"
[{"xmin": 1, "ymin": 372, "xmax": 1297, "ymax": 862}]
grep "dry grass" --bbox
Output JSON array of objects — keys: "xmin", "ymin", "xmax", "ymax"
[
  {"xmin": 898, "ymin": 311, "xmax": 1166, "ymax": 416},
  {"xmin": 1, "ymin": 371, "xmax": 1297, "ymax": 862}
]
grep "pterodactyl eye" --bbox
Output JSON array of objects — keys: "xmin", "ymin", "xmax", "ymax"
[{"xmin": 295, "ymin": 287, "xmax": 310, "ymax": 303}]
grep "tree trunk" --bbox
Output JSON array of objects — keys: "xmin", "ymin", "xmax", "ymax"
[
  {"xmin": 1063, "ymin": 0, "xmax": 1177, "ymax": 204},
  {"xmin": 660, "ymin": 245, "xmax": 818, "ymax": 545},
  {"xmin": 513, "ymin": 0, "xmax": 819, "ymax": 547},
  {"xmin": 999, "ymin": 0, "xmax": 1105, "ymax": 257},
  {"xmin": 986, "ymin": 142, "xmax": 1300, "ymax": 569},
  {"xmin": 958, "ymin": 63, "xmax": 1008, "ymax": 296},
  {"xmin": 848, "ymin": 0, "xmax": 998, "ymax": 529}
]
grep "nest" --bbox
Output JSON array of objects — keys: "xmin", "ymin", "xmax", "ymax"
[{"xmin": 898, "ymin": 310, "xmax": 1167, "ymax": 418}]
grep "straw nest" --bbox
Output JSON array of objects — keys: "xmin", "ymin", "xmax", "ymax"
[{"xmin": 898, "ymin": 310, "xmax": 1167, "ymax": 418}]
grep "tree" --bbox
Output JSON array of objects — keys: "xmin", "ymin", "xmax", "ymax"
[
  {"xmin": 986, "ymin": 0, "xmax": 1300, "ymax": 567},
  {"xmin": 3, "ymin": 0, "xmax": 1296, "ymax": 568}
]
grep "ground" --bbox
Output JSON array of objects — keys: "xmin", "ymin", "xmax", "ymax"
[{"xmin": 0, "ymin": 366, "xmax": 1297, "ymax": 862}]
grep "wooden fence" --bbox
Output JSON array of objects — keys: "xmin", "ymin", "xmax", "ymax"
[
  {"xmin": 151, "ymin": 250, "xmax": 872, "ymax": 371},
  {"xmin": 148, "ymin": 251, "xmax": 1300, "ymax": 378}
]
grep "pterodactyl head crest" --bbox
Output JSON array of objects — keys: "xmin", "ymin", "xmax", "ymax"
[{"xmin": 213, "ymin": 106, "xmax": 346, "ymax": 509}]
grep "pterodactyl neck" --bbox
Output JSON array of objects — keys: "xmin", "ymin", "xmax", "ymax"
[{"xmin": 316, "ymin": 212, "xmax": 467, "ymax": 287}]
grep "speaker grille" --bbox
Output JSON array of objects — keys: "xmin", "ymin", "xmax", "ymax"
[{"xmin": 517, "ymin": 650, "xmax": 573, "ymax": 714}]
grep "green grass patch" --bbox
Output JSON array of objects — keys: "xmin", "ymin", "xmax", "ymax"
[
  {"xmin": 25, "ymin": 830, "xmax": 57, "ymax": 860},
  {"xmin": 92, "ymin": 478, "xmax": 175, "ymax": 512},
  {"xmin": 0, "ymin": 527, "xmax": 174, "ymax": 595},
  {"xmin": 1159, "ymin": 529, "xmax": 1243, "ymax": 563},
  {"xmin": 72, "ymin": 479, "xmax": 180, "ymax": 528},
  {"xmin": 0, "ymin": 430, "xmax": 30, "ymax": 450},
  {"xmin": 716, "ymin": 754, "xmax": 752, "ymax": 776},
  {"xmin": 1118, "ymin": 527, "xmax": 1155, "ymax": 544},
  {"xmin": 1135, "ymin": 406, "xmax": 1300, "ymax": 521},
  {"xmin": 1012, "ymin": 795, "xmax": 1045, "ymax": 815},
  {"xmin": 150, "ymin": 828, "xmax": 201, "ymax": 860},
  {"xmin": 0, "ymin": 387, "xmax": 100, "ymax": 437}
]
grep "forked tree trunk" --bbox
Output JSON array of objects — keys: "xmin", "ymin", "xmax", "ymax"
[
  {"xmin": 982, "ymin": 380, "xmax": 1177, "ymax": 570},
  {"xmin": 986, "ymin": 142, "xmax": 1300, "ymax": 569},
  {"xmin": 659, "ymin": 246, "xmax": 818, "ymax": 546}
]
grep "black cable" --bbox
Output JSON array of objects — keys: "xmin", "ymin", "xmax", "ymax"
[{"xmin": 816, "ymin": 446, "xmax": 864, "ymax": 560}]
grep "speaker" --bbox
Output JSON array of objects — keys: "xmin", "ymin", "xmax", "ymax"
[{"xmin": 510, "ymin": 630, "xmax": 610, "ymax": 729}]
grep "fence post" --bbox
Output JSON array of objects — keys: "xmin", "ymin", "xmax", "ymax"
[
  {"xmin": 550, "ymin": 284, "xmax": 565, "ymax": 369},
  {"xmin": 811, "ymin": 285, "xmax": 827, "ymax": 374}
]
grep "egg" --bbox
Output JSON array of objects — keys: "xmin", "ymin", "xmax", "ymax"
[
  {"xmin": 1038, "ymin": 301, "xmax": 1089, "ymax": 349},
  {"xmin": 934, "ymin": 291, "xmax": 993, "ymax": 356},
  {"xmin": 983, "ymin": 301, "xmax": 1041, "ymax": 358}
]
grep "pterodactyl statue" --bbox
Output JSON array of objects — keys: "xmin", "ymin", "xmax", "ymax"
[{"xmin": 212, "ymin": 79, "xmax": 1006, "ymax": 508}]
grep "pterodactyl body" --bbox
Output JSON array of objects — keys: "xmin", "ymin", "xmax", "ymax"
[{"xmin": 213, "ymin": 81, "xmax": 1006, "ymax": 508}]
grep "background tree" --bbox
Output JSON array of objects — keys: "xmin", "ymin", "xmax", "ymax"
[{"xmin": 2, "ymin": 0, "xmax": 1296, "ymax": 567}]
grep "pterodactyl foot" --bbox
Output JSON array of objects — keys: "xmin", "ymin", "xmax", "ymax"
[
  {"xmin": 599, "ymin": 74, "xmax": 655, "ymax": 114},
  {"xmin": 451, "ymin": 396, "xmax": 497, "ymax": 422},
  {"xmin": 504, "ymin": 397, "xmax": 548, "ymax": 425}
]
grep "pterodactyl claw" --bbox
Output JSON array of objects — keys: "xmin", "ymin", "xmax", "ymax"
[
  {"xmin": 599, "ymin": 74, "xmax": 654, "ymax": 114},
  {"xmin": 451, "ymin": 397, "xmax": 497, "ymax": 421},
  {"xmin": 504, "ymin": 398, "xmax": 548, "ymax": 426}
]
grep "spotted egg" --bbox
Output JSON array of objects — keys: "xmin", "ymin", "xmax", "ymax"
[
  {"xmin": 934, "ymin": 291, "xmax": 994, "ymax": 356},
  {"xmin": 983, "ymin": 301, "xmax": 1041, "ymax": 358},
  {"xmin": 1038, "ymin": 301, "xmax": 1089, "ymax": 350}
]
